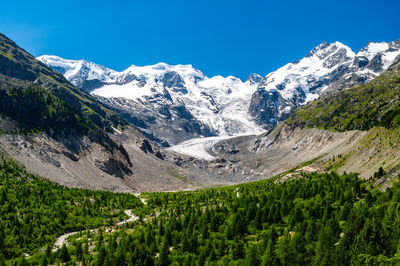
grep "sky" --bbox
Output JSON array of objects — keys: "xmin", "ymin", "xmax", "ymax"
[{"xmin": 1, "ymin": 0, "xmax": 399, "ymax": 80}]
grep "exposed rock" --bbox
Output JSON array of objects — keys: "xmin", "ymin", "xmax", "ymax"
[
  {"xmin": 161, "ymin": 71, "xmax": 187, "ymax": 93},
  {"xmin": 139, "ymin": 139, "xmax": 154, "ymax": 154},
  {"xmin": 79, "ymin": 79, "xmax": 105, "ymax": 92},
  {"xmin": 96, "ymin": 96, "xmax": 215, "ymax": 146},
  {"xmin": 100, "ymin": 158, "xmax": 132, "ymax": 178},
  {"xmin": 246, "ymin": 73, "xmax": 263, "ymax": 85}
]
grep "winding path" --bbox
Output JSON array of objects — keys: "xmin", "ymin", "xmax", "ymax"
[{"xmin": 52, "ymin": 209, "xmax": 139, "ymax": 251}]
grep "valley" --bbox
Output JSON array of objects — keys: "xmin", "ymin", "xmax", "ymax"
[{"xmin": 1, "ymin": 29, "xmax": 400, "ymax": 265}]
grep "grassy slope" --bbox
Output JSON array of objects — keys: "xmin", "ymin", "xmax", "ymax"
[
  {"xmin": 283, "ymin": 62, "xmax": 400, "ymax": 180},
  {"xmin": 286, "ymin": 62, "xmax": 400, "ymax": 131}
]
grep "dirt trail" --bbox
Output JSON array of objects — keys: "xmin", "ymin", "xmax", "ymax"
[
  {"xmin": 52, "ymin": 209, "xmax": 138, "ymax": 251},
  {"xmin": 116, "ymin": 210, "xmax": 139, "ymax": 225},
  {"xmin": 134, "ymin": 193, "xmax": 148, "ymax": 205}
]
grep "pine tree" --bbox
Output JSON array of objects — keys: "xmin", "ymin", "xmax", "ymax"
[
  {"xmin": 59, "ymin": 244, "xmax": 70, "ymax": 263},
  {"xmin": 207, "ymin": 248, "xmax": 216, "ymax": 264},
  {"xmin": 158, "ymin": 239, "xmax": 169, "ymax": 266},
  {"xmin": 217, "ymin": 237, "xmax": 226, "ymax": 257},
  {"xmin": 76, "ymin": 241, "xmax": 83, "ymax": 261},
  {"xmin": 181, "ymin": 234, "xmax": 189, "ymax": 252},
  {"xmin": 201, "ymin": 221, "xmax": 209, "ymax": 239},
  {"xmin": 232, "ymin": 237, "xmax": 245, "ymax": 260},
  {"xmin": 0, "ymin": 253, "xmax": 6, "ymax": 266},
  {"xmin": 183, "ymin": 254, "xmax": 193, "ymax": 266},
  {"xmin": 245, "ymin": 245, "xmax": 260, "ymax": 266},
  {"xmin": 197, "ymin": 247, "xmax": 207, "ymax": 266},
  {"xmin": 275, "ymin": 235, "xmax": 289, "ymax": 264},
  {"xmin": 45, "ymin": 244, "xmax": 51, "ymax": 259},
  {"xmin": 255, "ymin": 208, "xmax": 263, "ymax": 230},
  {"xmin": 96, "ymin": 245, "xmax": 106, "ymax": 266},
  {"xmin": 16, "ymin": 255, "xmax": 28, "ymax": 266},
  {"xmin": 262, "ymin": 239, "xmax": 276, "ymax": 266},
  {"xmin": 314, "ymin": 226, "xmax": 335, "ymax": 265},
  {"xmin": 39, "ymin": 254, "xmax": 48, "ymax": 266}
]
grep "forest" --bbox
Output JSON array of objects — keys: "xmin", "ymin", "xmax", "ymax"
[{"xmin": 1, "ymin": 154, "xmax": 400, "ymax": 265}]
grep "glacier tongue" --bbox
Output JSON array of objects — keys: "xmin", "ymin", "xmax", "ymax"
[{"xmin": 167, "ymin": 135, "xmax": 237, "ymax": 160}]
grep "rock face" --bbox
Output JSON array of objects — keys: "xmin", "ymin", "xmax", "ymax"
[
  {"xmin": 97, "ymin": 96, "xmax": 214, "ymax": 146},
  {"xmin": 38, "ymin": 56, "xmax": 265, "ymax": 145},
  {"xmin": 250, "ymin": 40, "xmax": 400, "ymax": 130}
]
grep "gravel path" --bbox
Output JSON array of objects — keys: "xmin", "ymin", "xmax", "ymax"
[{"xmin": 52, "ymin": 209, "xmax": 138, "ymax": 251}]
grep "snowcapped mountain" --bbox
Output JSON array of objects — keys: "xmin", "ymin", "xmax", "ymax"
[
  {"xmin": 38, "ymin": 39, "xmax": 400, "ymax": 145},
  {"xmin": 38, "ymin": 55, "xmax": 264, "ymax": 145},
  {"xmin": 37, "ymin": 55, "xmax": 118, "ymax": 88},
  {"xmin": 250, "ymin": 40, "xmax": 400, "ymax": 129}
]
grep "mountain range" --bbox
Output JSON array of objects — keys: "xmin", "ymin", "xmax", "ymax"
[
  {"xmin": 2, "ymin": 31, "xmax": 400, "ymax": 192},
  {"xmin": 39, "ymin": 39, "xmax": 400, "ymax": 145},
  {"xmin": 38, "ymin": 55, "xmax": 264, "ymax": 145}
]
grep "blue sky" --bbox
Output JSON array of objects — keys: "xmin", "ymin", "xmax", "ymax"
[{"xmin": 1, "ymin": 0, "xmax": 399, "ymax": 80}]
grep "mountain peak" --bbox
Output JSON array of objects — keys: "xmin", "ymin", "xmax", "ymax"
[
  {"xmin": 37, "ymin": 55, "xmax": 117, "ymax": 85},
  {"xmin": 246, "ymin": 73, "xmax": 263, "ymax": 85},
  {"xmin": 356, "ymin": 40, "xmax": 400, "ymax": 71},
  {"xmin": 306, "ymin": 41, "xmax": 354, "ymax": 59},
  {"xmin": 152, "ymin": 62, "xmax": 170, "ymax": 70}
]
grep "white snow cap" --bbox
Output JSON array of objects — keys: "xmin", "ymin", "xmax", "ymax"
[
  {"xmin": 38, "ymin": 55, "xmax": 265, "ymax": 136},
  {"xmin": 259, "ymin": 40, "xmax": 400, "ymax": 102}
]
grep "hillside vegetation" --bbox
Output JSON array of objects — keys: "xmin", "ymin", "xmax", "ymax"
[
  {"xmin": 0, "ymin": 85, "xmax": 96, "ymax": 136},
  {"xmin": 2, "ymin": 153, "xmax": 400, "ymax": 265},
  {"xmin": 286, "ymin": 62, "xmax": 400, "ymax": 131},
  {"xmin": 0, "ymin": 155, "xmax": 144, "ymax": 263},
  {"xmin": 0, "ymin": 32, "xmax": 125, "ymax": 138}
]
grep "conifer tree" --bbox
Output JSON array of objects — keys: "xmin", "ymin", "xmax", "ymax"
[
  {"xmin": 158, "ymin": 238, "xmax": 169, "ymax": 266},
  {"xmin": 59, "ymin": 244, "xmax": 70, "ymax": 263},
  {"xmin": 245, "ymin": 245, "xmax": 260, "ymax": 266}
]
